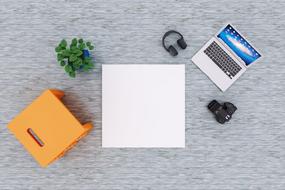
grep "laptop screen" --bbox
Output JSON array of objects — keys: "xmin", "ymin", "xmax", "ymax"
[{"xmin": 217, "ymin": 24, "xmax": 261, "ymax": 66}]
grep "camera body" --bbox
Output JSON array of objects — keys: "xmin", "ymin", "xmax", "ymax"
[{"xmin": 208, "ymin": 100, "xmax": 237, "ymax": 124}]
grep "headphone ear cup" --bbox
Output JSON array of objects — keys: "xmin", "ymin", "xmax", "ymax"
[
  {"xmin": 168, "ymin": 45, "xmax": 178, "ymax": 56},
  {"xmin": 177, "ymin": 38, "xmax": 187, "ymax": 49}
]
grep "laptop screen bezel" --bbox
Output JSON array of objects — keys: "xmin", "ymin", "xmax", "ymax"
[{"xmin": 215, "ymin": 23, "xmax": 263, "ymax": 68}]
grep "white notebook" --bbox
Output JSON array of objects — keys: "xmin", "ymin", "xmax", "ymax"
[{"xmin": 102, "ymin": 64, "xmax": 185, "ymax": 148}]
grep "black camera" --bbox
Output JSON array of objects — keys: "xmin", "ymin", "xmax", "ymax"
[{"xmin": 208, "ymin": 100, "xmax": 237, "ymax": 124}]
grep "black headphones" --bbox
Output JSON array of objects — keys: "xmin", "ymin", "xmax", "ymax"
[{"xmin": 162, "ymin": 30, "xmax": 187, "ymax": 56}]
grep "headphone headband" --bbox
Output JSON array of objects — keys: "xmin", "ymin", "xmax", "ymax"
[{"xmin": 162, "ymin": 30, "xmax": 184, "ymax": 51}]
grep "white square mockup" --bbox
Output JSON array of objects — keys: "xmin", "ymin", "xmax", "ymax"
[{"xmin": 102, "ymin": 64, "xmax": 185, "ymax": 148}]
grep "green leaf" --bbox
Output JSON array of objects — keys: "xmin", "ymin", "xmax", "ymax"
[
  {"xmin": 75, "ymin": 49, "xmax": 83, "ymax": 57},
  {"xmin": 65, "ymin": 65, "xmax": 72, "ymax": 73},
  {"xmin": 70, "ymin": 45, "xmax": 77, "ymax": 51},
  {"xmin": 71, "ymin": 38, "xmax": 77, "ymax": 46},
  {"xmin": 60, "ymin": 61, "xmax": 66, "ymax": 66},
  {"xmin": 69, "ymin": 71, "xmax": 76, "ymax": 78},
  {"xmin": 71, "ymin": 46, "xmax": 79, "ymax": 52},
  {"xmin": 87, "ymin": 62, "xmax": 94, "ymax": 69},
  {"xmin": 70, "ymin": 54, "xmax": 77, "ymax": 62},
  {"xmin": 60, "ymin": 39, "xmax": 67, "ymax": 48},
  {"xmin": 83, "ymin": 59, "xmax": 91, "ymax": 65},
  {"xmin": 84, "ymin": 57, "xmax": 92, "ymax": 61},
  {"xmin": 57, "ymin": 54, "xmax": 64, "ymax": 61},
  {"xmin": 73, "ymin": 62, "xmax": 81, "ymax": 70},
  {"xmin": 86, "ymin": 41, "xmax": 94, "ymax": 50},
  {"xmin": 74, "ymin": 59, "xmax": 83, "ymax": 70},
  {"xmin": 78, "ymin": 38, "xmax": 83, "ymax": 44},
  {"xmin": 55, "ymin": 46, "xmax": 61, "ymax": 52},
  {"xmin": 62, "ymin": 49, "xmax": 71, "ymax": 57},
  {"xmin": 78, "ymin": 43, "xmax": 86, "ymax": 50},
  {"xmin": 76, "ymin": 59, "xmax": 83, "ymax": 65},
  {"xmin": 85, "ymin": 56, "xmax": 92, "ymax": 60}
]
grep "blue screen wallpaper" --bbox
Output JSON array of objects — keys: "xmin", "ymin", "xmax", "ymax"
[{"xmin": 217, "ymin": 24, "xmax": 261, "ymax": 66}]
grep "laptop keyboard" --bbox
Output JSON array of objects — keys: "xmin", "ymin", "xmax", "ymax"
[{"xmin": 204, "ymin": 41, "xmax": 242, "ymax": 79}]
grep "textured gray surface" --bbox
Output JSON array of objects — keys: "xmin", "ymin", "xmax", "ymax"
[{"xmin": 0, "ymin": 0, "xmax": 285, "ymax": 189}]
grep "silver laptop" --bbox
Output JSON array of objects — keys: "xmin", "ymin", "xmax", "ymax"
[{"xmin": 192, "ymin": 23, "xmax": 262, "ymax": 91}]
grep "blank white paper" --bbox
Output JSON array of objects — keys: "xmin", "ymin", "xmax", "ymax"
[{"xmin": 102, "ymin": 64, "xmax": 185, "ymax": 148}]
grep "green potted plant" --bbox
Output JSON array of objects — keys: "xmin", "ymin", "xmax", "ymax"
[{"xmin": 55, "ymin": 38, "xmax": 95, "ymax": 78}]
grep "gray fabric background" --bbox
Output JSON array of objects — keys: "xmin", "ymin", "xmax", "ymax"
[{"xmin": 0, "ymin": 0, "xmax": 285, "ymax": 189}]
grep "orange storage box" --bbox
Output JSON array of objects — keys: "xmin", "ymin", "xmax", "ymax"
[{"xmin": 7, "ymin": 89, "xmax": 93, "ymax": 167}]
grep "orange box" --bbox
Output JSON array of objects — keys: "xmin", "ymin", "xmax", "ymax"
[{"xmin": 7, "ymin": 89, "xmax": 93, "ymax": 167}]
